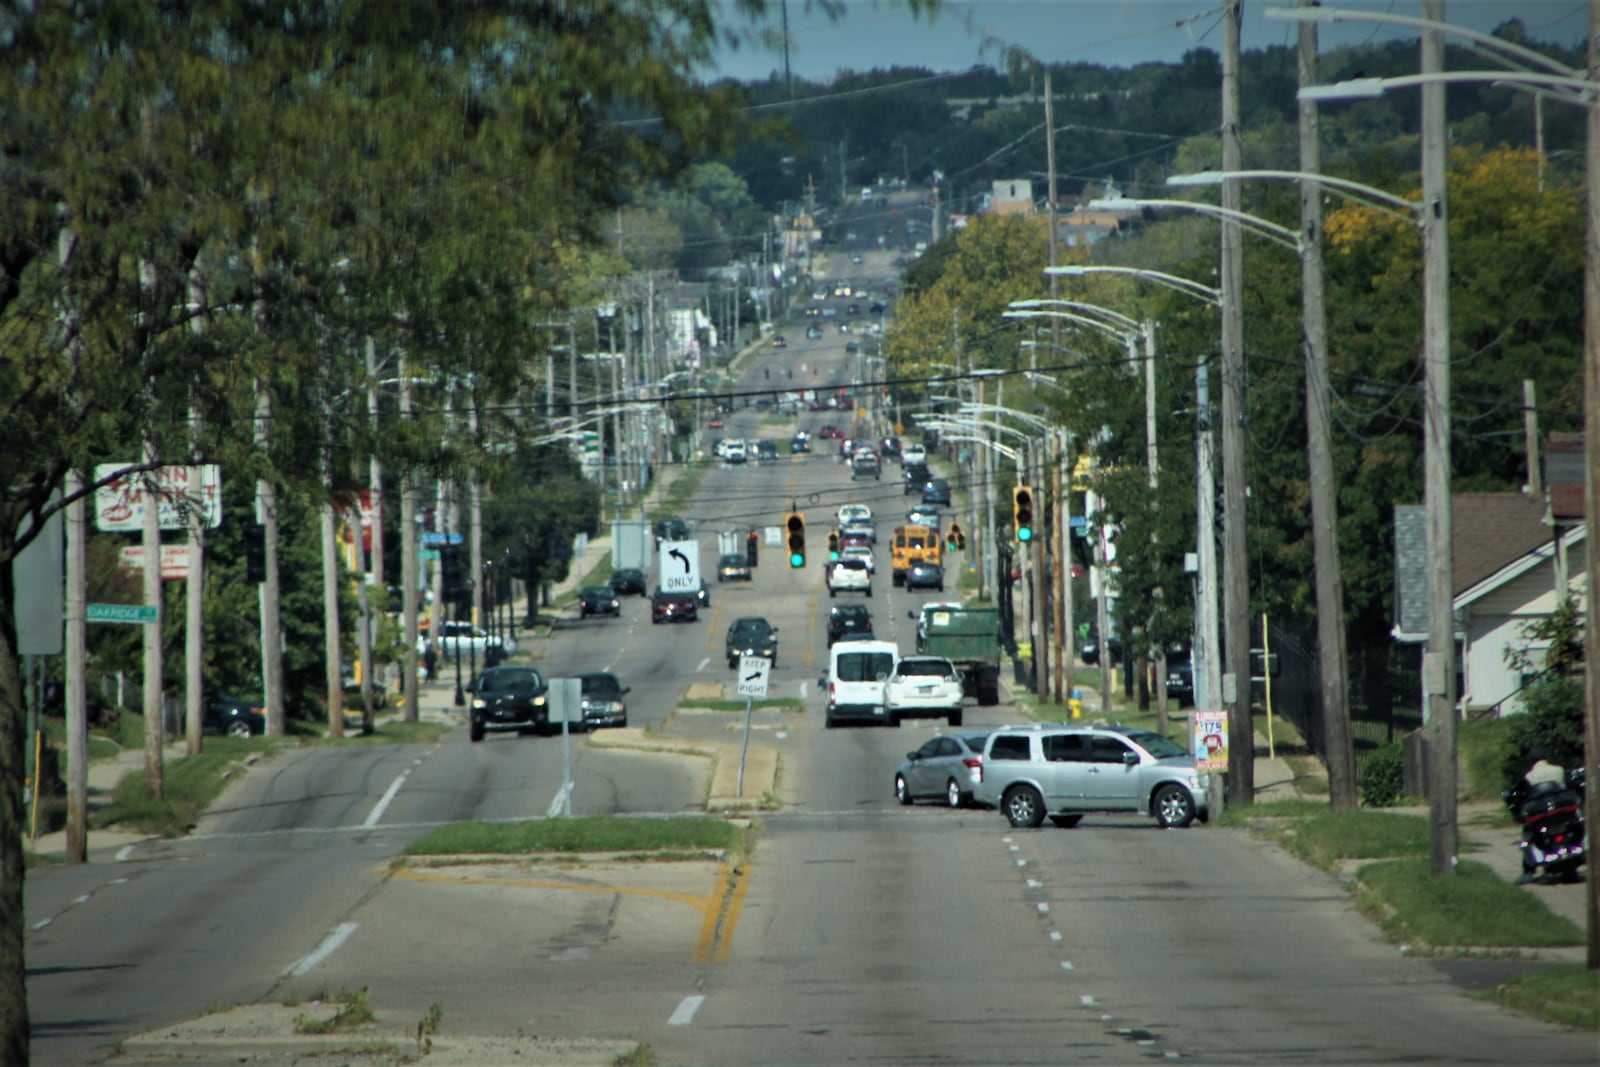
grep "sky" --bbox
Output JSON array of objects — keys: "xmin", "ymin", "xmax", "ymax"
[{"xmin": 711, "ymin": 1, "xmax": 1590, "ymax": 82}]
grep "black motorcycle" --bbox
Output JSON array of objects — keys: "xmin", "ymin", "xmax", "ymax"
[{"xmin": 1502, "ymin": 767, "xmax": 1586, "ymax": 884}]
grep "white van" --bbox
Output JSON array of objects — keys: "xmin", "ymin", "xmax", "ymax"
[
  {"xmin": 722, "ymin": 439, "xmax": 747, "ymax": 464},
  {"xmin": 824, "ymin": 639, "xmax": 899, "ymax": 728},
  {"xmin": 861, "ymin": 187, "xmax": 874, "ymax": 203}
]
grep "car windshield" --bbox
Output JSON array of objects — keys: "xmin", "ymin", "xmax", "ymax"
[
  {"xmin": 478, "ymin": 669, "xmax": 541, "ymax": 693},
  {"xmin": 721, "ymin": 555, "xmax": 745, "ymax": 566},
  {"xmin": 581, "ymin": 674, "xmax": 620, "ymax": 697},
  {"xmin": 1122, "ymin": 729, "xmax": 1189, "ymax": 760},
  {"xmin": 837, "ymin": 651, "xmax": 895, "ymax": 682},
  {"xmin": 583, "ymin": 586, "xmax": 612, "ymax": 597},
  {"xmin": 897, "ymin": 659, "xmax": 951, "ymax": 677}
]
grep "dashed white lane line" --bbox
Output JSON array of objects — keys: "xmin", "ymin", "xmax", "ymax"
[
  {"xmin": 668, "ymin": 995, "xmax": 705, "ymax": 1025},
  {"xmin": 285, "ymin": 921, "xmax": 359, "ymax": 977},
  {"xmin": 1049, "ymin": 931, "xmax": 1063, "ymax": 942},
  {"xmin": 1037, "ymin": 902, "xmax": 1050, "ymax": 915},
  {"xmin": 363, "ymin": 769, "xmax": 411, "ymax": 829}
]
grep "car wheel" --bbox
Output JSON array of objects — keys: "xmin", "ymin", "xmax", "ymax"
[
  {"xmin": 895, "ymin": 774, "xmax": 913, "ymax": 806},
  {"xmin": 1049, "ymin": 814, "xmax": 1083, "ymax": 828},
  {"xmin": 1154, "ymin": 784, "xmax": 1197, "ymax": 828},
  {"xmin": 946, "ymin": 778, "xmax": 965, "ymax": 809},
  {"xmin": 469, "ymin": 718, "xmax": 485, "ymax": 742},
  {"xmin": 729, "ymin": 658, "xmax": 737, "ymax": 670},
  {"xmin": 866, "ymin": 585, "xmax": 873, "ymax": 597},
  {"xmin": 1002, "ymin": 785, "xmax": 1046, "ymax": 829},
  {"xmin": 829, "ymin": 588, "xmax": 836, "ymax": 598},
  {"xmin": 946, "ymin": 709, "xmax": 962, "ymax": 727},
  {"xmin": 225, "ymin": 719, "xmax": 254, "ymax": 739}
]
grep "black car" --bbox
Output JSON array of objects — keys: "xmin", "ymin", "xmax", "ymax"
[
  {"xmin": 609, "ymin": 568, "xmax": 648, "ymax": 596},
  {"xmin": 578, "ymin": 671, "xmax": 630, "ymax": 729},
  {"xmin": 790, "ymin": 434, "xmax": 811, "ymax": 454},
  {"xmin": 466, "ymin": 665, "xmax": 549, "ymax": 741},
  {"xmin": 726, "ymin": 616, "xmax": 780, "ymax": 669},
  {"xmin": 902, "ymin": 463, "xmax": 930, "ymax": 495},
  {"xmin": 579, "ymin": 585, "xmax": 622, "ymax": 617},
  {"xmin": 1164, "ymin": 648, "xmax": 1194, "ymax": 705},
  {"xmin": 905, "ymin": 560, "xmax": 945, "ymax": 592},
  {"xmin": 826, "ymin": 603, "xmax": 873, "ymax": 646},
  {"xmin": 654, "ymin": 517, "xmax": 692, "ymax": 543},
  {"xmin": 205, "ymin": 692, "xmax": 266, "ymax": 738},
  {"xmin": 1080, "ymin": 625, "xmax": 1123, "ymax": 667},
  {"xmin": 921, "ymin": 478, "xmax": 952, "ymax": 506}
]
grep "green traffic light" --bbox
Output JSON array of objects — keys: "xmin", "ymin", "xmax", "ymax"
[
  {"xmin": 790, "ymin": 552, "xmax": 806, "ymax": 567},
  {"xmin": 829, "ymin": 551, "xmax": 840, "ymax": 561},
  {"xmin": 1017, "ymin": 527, "xmax": 1033, "ymax": 542}
]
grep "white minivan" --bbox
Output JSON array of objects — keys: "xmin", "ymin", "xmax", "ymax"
[{"xmin": 824, "ymin": 639, "xmax": 899, "ymax": 728}]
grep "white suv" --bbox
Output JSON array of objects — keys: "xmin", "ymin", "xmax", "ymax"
[
  {"xmin": 883, "ymin": 656, "xmax": 964, "ymax": 727},
  {"xmin": 827, "ymin": 557, "xmax": 872, "ymax": 597},
  {"xmin": 900, "ymin": 444, "xmax": 927, "ymax": 467},
  {"xmin": 973, "ymin": 724, "xmax": 1209, "ymax": 830}
]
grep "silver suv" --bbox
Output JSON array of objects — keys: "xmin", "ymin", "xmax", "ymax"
[{"xmin": 973, "ymin": 724, "xmax": 1208, "ymax": 829}]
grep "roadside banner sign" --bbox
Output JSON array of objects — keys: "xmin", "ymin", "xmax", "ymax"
[
  {"xmin": 94, "ymin": 464, "xmax": 222, "ymax": 531},
  {"xmin": 1192, "ymin": 710, "xmax": 1229, "ymax": 771},
  {"xmin": 118, "ymin": 544, "xmax": 191, "ymax": 580},
  {"xmin": 736, "ymin": 656, "xmax": 771, "ymax": 699},
  {"xmin": 659, "ymin": 539, "xmax": 700, "ymax": 593}
]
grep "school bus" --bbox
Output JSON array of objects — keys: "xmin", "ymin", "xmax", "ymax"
[{"xmin": 891, "ymin": 524, "xmax": 941, "ymax": 586}]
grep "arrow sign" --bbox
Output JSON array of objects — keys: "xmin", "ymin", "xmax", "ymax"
[
  {"xmin": 736, "ymin": 655, "xmax": 770, "ymax": 699},
  {"xmin": 658, "ymin": 539, "xmax": 700, "ymax": 593}
]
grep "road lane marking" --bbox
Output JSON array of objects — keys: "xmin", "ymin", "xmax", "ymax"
[
  {"xmin": 669, "ymin": 995, "xmax": 705, "ymax": 1025},
  {"xmin": 286, "ymin": 921, "xmax": 359, "ymax": 977},
  {"xmin": 363, "ymin": 769, "xmax": 411, "ymax": 828}
]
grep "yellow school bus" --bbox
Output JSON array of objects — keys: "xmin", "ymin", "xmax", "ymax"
[{"xmin": 891, "ymin": 525, "xmax": 941, "ymax": 586}]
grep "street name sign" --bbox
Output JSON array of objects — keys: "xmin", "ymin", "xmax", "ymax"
[{"xmin": 87, "ymin": 603, "xmax": 158, "ymax": 625}]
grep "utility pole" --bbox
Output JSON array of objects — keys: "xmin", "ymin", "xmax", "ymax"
[
  {"xmin": 1195, "ymin": 360, "xmax": 1220, "ymax": 718},
  {"xmin": 1296, "ymin": 3, "xmax": 1357, "ymax": 812},
  {"xmin": 1420, "ymin": 0, "xmax": 1458, "ymax": 876},
  {"xmin": 1581, "ymin": 0, "xmax": 1600, "ymax": 968},
  {"xmin": 400, "ymin": 352, "xmax": 420, "ymax": 723},
  {"xmin": 1219, "ymin": 0, "xmax": 1253, "ymax": 809}
]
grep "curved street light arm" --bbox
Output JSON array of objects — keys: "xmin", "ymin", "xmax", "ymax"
[
  {"xmin": 1007, "ymin": 297, "xmax": 1142, "ymax": 333},
  {"xmin": 920, "ymin": 414, "xmax": 1033, "ymax": 445},
  {"xmin": 919, "ymin": 429, "xmax": 1023, "ymax": 465},
  {"xmin": 1302, "ymin": 70, "xmax": 1595, "ymax": 108},
  {"xmin": 1167, "ymin": 169, "xmax": 1422, "ymax": 226},
  {"xmin": 1047, "ymin": 265, "xmax": 1221, "ymax": 307},
  {"xmin": 1004, "ymin": 309, "xmax": 1141, "ymax": 351},
  {"xmin": 956, "ymin": 401, "xmax": 1052, "ymax": 431},
  {"xmin": 1089, "ymin": 198, "xmax": 1304, "ymax": 254},
  {"xmin": 1262, "ymin": 6, "xmax": 1579, "ymax": 80}
]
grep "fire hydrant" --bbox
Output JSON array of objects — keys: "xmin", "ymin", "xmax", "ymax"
[{"xmin": 1068, "ymin": 688, "xmax": 1083, "ymax": 720}]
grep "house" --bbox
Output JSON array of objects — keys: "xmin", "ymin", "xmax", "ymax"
[
  {"xmin": 1393, "ymin": 481, "xmax": 1589, "ymax": 717},
  {"xmin": 987, "ymin": 180, "xmax": 1035, "ymax": 216}
]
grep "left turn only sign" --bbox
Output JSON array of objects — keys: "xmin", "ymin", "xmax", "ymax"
[{"xmin": 658, "ymin": 539, "xmax": 700, "ymax": 593}]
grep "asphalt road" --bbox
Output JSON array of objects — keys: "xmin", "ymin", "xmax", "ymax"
[{"xmin": 24, "ymin": 219, "xmax": 1596, "ymax": 1066}]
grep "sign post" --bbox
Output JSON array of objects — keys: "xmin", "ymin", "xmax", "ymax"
[{"xmin": 735, "ymin": 656, "xmax": 771, "ymax": 798}]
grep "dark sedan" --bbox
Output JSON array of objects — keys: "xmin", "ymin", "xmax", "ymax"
[
  {"xmin": 578, "ymin": 585, "xmax": 622, "ymax": 617},
  {"xmin": 921, "ymin": 478, "xmax": 952, "ymax": 507},
  {"xmin": 651, "ymin": 588, "xmax": 699, "ymax": 624},
  {"xmin": 826, "ymin": 603, "xmax": 873, "ymax": 646},
  {"xmin": 609, "ymin": 568, "xmax": 648, "ymax": 596},
  {"xmin": 717, "ymin": 553, "xmax": 752, "ymax": 582},
  {"xmin": 466, "ymin": 665, "xmax": 549, "ymax": 741},
  {"xmin": 578, "ymin": 672, "xmax": 630, "ymax": 729},
  {"xmin": 204, "ymin": 692, "xmax": 266, "ymax": 738},
  {"xmin": 905, "ymin": 561, "xmax": 945, "ymax": 592},
  {"xmin": 726, "ymin": 616, "xmax": 779, "ymax": 669}
]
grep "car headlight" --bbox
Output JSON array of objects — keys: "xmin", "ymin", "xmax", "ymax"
[
  {"xmin": 471, "ymin": 698, "xmax": 487, "ymax": 710},
  {"xmin": 533, "ymin": 696, "xmax": 547, "ymax": 706}
]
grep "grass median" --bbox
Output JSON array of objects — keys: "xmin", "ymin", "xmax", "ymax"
[{"xmin": 1232, "ymin": 801, "xmax": 1591, "ymax": 1031}]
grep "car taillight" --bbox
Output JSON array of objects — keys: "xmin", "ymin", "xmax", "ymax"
[{"xmin": 966, "ymin": 757, "xmax": 983, "ymax": 781}]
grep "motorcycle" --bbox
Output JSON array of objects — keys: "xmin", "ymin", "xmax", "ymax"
[{"xmin": 1502, "ymin": 766, "xmax": 1586, "ymax": 883}]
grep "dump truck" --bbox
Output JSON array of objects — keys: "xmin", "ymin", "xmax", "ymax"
[{"xmin": 913, "ymin": 603, "xmax": 1002, "ymax": 706}]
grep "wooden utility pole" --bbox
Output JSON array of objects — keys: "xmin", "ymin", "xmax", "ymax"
[
  {"xmin": 1296, "ymin": 1, "xmax": 1358, "ymax": 812},
  {"xmin": 1420, "ymin": 0, "xmax": 1458, "ymax": 877},
  {"xmin": 1220, "ymin": 0, "xmax": 1253, "ymax": 808},
  {"xmin": 1579, "ymin": 0, "xmax": 1599, "ymax": 969}
]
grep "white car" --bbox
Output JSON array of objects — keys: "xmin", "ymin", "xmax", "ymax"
[
  {"xmin": 827, "ymin": 557, "xmax": 872, "ymax": 597},
  {"xmin": 883, "ymin": 656, "xmax": 965, "ymax": 727},
  {"xmin": 900, "ymin": 444, "xmax": 927, "ymax": 467},
  {"xmin": 837, "ymin": 503, "xmax": 873, "ymax": 528},
  {"xmin": 723, "ymin": 439, "xmax": 747, "ymax": 464},
  {"xmin": 420, "ymin": 621, "xmax": 517, "ymax": 661},
  {"xmin": 841, "ymin": 546, "xmax": 875, "ymax": 574}
]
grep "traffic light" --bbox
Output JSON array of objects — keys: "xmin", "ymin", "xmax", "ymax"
[
  {"xmin": 440, "ymin": 543, "xmax": 465, "ymax": 600},
  {"xmin": 828, "ymin": 530, "xmax": 841, "ymax": 561},
  {"xmin": 746, "ymin": 530, "xmax": 759, "ymax": 568},
  {"xmin": 1012, "ymin": 486, "xmax": 1035, "ymax": 543},
  {"xmin": 785, "ymin": 512, "xmax": 806, "ymax": 568},
  {"xmin": 245, "ymin": 522, "xmax": 267, "ymax": 583},
  {"xmin": 946, "ymin": 521, "xmax": 965, "ymax": 552}
]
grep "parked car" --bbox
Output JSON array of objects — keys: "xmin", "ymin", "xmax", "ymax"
[
  {"xmin": 466, "ymin": 665, "xmax": 549, "ymax": 741},
  {"xmin": 578, "ymin": 671, "xmax": 630, "ymax": 729},
  {"xmin": 1080, "ymin": 624, "xmax": 1123, "ymax": 666},
  {"xmin": 578, "ymin": 585, "xmax": 622, "ymax": 617},
  {"xmin": 1165, "ymin": 648, "xmax": 1194, "ymax": 705},
  {"xmin": 205, "ymin": 692, "xmax": 266, "ymax": 738},
  {"xmin": 884, "ymin": 656, "xmax": 965, "ymax": 727},
  {"xmin": 904, "ymin": 560, "xmax": 945, "ymax": 592},
  {"xmin": 421, "ymin": 620, "xmax": 515, "ymax": 664},
  {"xmin": 651, "ymin": 588, "xmax": 699, "ymax": 624},
  {"xmin": 827, "ymin": 557, "xmax": 873, "ymax": 598},
  {"xmin": 826, "ymin": 603, "xmax": 873, "ymax": 646},
  {"xmin": 609, "ymin": 568, "xmax": 648, "ymax": 596},
  {"xmin": 973, "ymin": 724, "xmax": 1209, "ymax": 829},
  {"xmin": 725, "ymin": 616, "xmax": 780, "ymax": 669},
  {"xmin": 921, "ymin": 478, "xmax": 952, "ymax": 506},
  {"xmin": 894, "ymin": 731, "xmax": 992, "ymax": 807},
  {"xmin": 718, "ymin": 553, "xmax": 752, "ymax": 582}
]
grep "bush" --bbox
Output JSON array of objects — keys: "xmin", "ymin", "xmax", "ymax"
[
  {"xmin": 1499, "ymin": 675, "xmax": 1585, "ymax": 789},
  {"xmin": 1358, "ymin": 742, "xmax": 1406, "ymax": 808}
]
